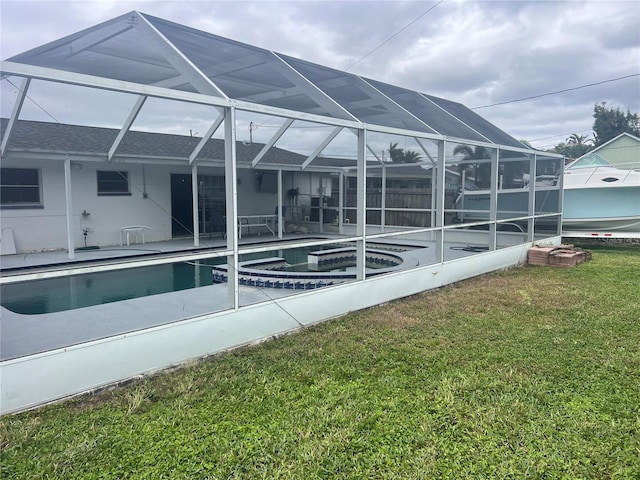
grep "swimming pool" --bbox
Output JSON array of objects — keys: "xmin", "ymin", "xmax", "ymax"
[
  {"xmin": 1, "ymin": 244, "xmax": 413, "ymax": 315},
  {"xmin": 1, "ymin": 258, "xmax": 225, "ymax": 315}
]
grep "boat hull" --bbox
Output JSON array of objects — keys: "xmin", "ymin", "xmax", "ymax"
[
  {"xmin": 562, "ymin": 185, "xmax": 640, "ymax": 232},
  {"xmin": 456, "ymin": 186, "xmax": 560, "ymax": 222},
  {"xmin": 454, "ymin": 165, "xmax": 640, "ymax": 234}
]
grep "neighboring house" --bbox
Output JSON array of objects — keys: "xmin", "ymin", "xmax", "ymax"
[{"xmin": 578, "ymin": 133, "xmax": 640, "ymax": 168}]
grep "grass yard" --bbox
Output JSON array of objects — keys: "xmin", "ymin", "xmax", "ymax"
[{"xmin": 1, "ymin": 246, "xmax": 639, "ymax": 479}]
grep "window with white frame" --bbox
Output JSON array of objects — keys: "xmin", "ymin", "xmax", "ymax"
[
  {"xmin": 0, "ymin": 167, "xmax": 42, "ymax": 208},
  {"xmin": 97, "ymin": 170, "xmax": 130, "ymax": 196}
]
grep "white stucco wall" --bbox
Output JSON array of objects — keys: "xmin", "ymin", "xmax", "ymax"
[
  {"xmin": 236, "ymin": 169, "xmax": 280, "ymax": 216},
  {"xmin": 2, "ymin": 159, "xmax": 180, "ymax": 251},
  {"xmin": 3, "ymin": 160, "xmax": 285, "ymax": 253},
  {"xmin": 70, "ymin": 162, "xmax": 173, "ymax": 247},
  {"xmin": 1, "ymin": 158, "xmax": 70, "ymax": 252}
]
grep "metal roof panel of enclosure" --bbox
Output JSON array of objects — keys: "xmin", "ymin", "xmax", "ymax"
[
  {"xmin": 7, "ymin": 10, "xmax": 527, "ymax": 149},
  {"xmin": 422, "ymin": 94, "xmax": 524, "ymax": 149},
  {"xmin": 278, "ymin": 54, "xmax": 437, "ymax": 134},
  {"xmin": 363, "ymin": 78, "xmax": 491, "ymax": 143}
]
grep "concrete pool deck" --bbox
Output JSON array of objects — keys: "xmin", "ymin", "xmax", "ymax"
[{"xmin": 0, "ymin": 234, "xmax": 311, "ymax": 273}]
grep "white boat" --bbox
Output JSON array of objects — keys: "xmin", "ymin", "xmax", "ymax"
[
  {"xmin": 562, "ymin": 154, "xmax": 640, "ymax": 234},
  {"xmin": 454, "ymin": 153, "xmax": 640, "ymax": 235},
  {"xmin": 454, "ymin": 173, "xmax": 560, "ymax": 229}
]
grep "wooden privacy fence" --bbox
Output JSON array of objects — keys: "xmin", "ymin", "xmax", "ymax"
[{"xmin": 343, "ymin": 189, "xmax": 458, "ymax": 227}]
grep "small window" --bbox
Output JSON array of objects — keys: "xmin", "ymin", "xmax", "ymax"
[
  {"xmin": 1, "ymin": 167, "xmax": 42, "ymax": 208},
  {"xmin": 601, "ymin": 177, "xmax": 619, "ymax": 183},
  {"xmin": 97, "ymin": 171, "xmax": 130, "ymax": 196}
]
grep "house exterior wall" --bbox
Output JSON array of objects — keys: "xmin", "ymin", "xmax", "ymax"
[
  {"xmin": 596, "ymin": 135, "xmax": 640, "ymax": 167},
  {"xmin": 236, "ymin": 168, "xmax": 281, "ymax": 216},
  {"xmin": 70, "ymin": 162, "xmax": 174, "ymax": 247},
  {"xmin": 287, "ymin": 171, "xmax": 332, "ymax": 198},
  {"xmin": 2, "ymin": 158, "xmax": 179, "ymax": 251},
  {"xmin": 1, "ymin": 157, "xmax": 70, "ymax": 252},
  {"xmin": 2, "ymin": 157, "xmax": 291, "ymax": 253}
]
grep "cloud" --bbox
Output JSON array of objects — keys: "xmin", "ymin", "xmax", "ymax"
[{"xmin": 1, "ymin": 0, "xmax": 639, "ymax": 151}]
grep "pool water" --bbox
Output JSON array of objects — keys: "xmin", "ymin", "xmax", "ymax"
[
  {"xmin": 1, "ymin": 258, "xmax": 226, "ymax": 315},
  {"xmin": 1, "ymin": 245, "xmax": 370, "ymax": 315}
]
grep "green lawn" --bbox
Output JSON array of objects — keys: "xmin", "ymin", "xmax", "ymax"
[{"xmin": 2, "ymin": 246, "xmax": 639, "ymax": 479}]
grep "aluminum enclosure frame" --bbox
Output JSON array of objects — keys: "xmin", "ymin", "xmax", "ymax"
[{"xmin": 0, "ymin": 15, "xmax": 564, "ymax": 413}]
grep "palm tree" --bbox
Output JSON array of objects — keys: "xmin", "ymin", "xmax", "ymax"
[
  {"xmin": 388, "ymin": 142, "xmax": 404, "ymax": 163},
  {"xmin": 557, "ymin": 133, "xmax": 595, "ymax": 160},
  {"xmin": 453, "ymin": 144, "xmax": 492, "ymax": 188},
  {"xmin": 402, "ymin": 150, "xmax": 422, "ymax": 163},
  {"xmin": 566, "ymin": 133, "xmax": 594, "ymax": 146},
  {"xmin": 388, "ymin": 143, "xmax": 422, "ymax": 163}
]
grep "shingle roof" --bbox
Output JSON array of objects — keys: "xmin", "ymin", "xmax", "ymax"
[
  {"xmin": 3, "ymin": 120, "xmax": 453, "ymax": 175},
  {"xmin": 1, "ymin": 118, "xmax": 310, "ymax": 166}
]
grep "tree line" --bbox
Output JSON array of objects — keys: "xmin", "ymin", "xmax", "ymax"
[
  {"xmin": 551, "ymin": 102, "xmax": 639, "ymax": 160},
  {"xmin": 383, "ymin": 102, "xmax": 638, "ymax": 164}
]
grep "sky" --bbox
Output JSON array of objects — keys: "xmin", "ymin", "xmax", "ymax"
[{"xmin": 1, "ymin": 0, "xmax": 639, "ymax": 152}]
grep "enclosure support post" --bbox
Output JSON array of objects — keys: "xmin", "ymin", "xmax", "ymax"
[
  {"xmin": 224, "ymin": 106, "xmax": 239, "ymax": 309},
  {"xmin": 318, "ymin": 178, "xmax": 324, "ymax": 234},
  {"xmin": 435, "ymin": 140, "xmax": 446, "ymax": 263},
  {"xmin": 489, "ymin": 148, "xmax": 499, "ymax": 250},
  {"xmin": 528, "ymin": 153, "xmax": 537, "ymax": 242},
  {"xmin": 557, "ymin": 154, "xmax": 565, "ymax": 237},
  {"xmin": 64, "ymin": 156, "xmax": 75, "ymax": 259},
  {"xmin": 356, "ymin": 128, "xmax": 367, "ymax": 281},
  {"xmin": 430, "ymin": 164, "xmax": 437, "ymax": 235},
  {"xmin": 381, "ymin": 164, "xmax": 387, "ymax": 232},
  {"xmin": 277, "ymin": 169, "xmax": 283, "ymax": 238},
  {"xmin": 192, "ymin": 163, "xmax": 200, "ymax": 247},
  {"xmin": 338, "ymin": 171, "xmax": 344, "ymax": 235}
]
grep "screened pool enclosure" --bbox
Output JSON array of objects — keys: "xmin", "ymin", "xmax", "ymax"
[{"xmin": 0, "ymin": 11, "xmax": 563, "ymax": 413}]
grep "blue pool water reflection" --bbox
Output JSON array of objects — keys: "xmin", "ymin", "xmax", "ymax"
[
  {"xmin": 1, "ymin": 258, "xmax": 226, "ymax": 315},
  {"xmin": 1, "ymin": 246, "xmax": 350, "ymax": 314}
]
